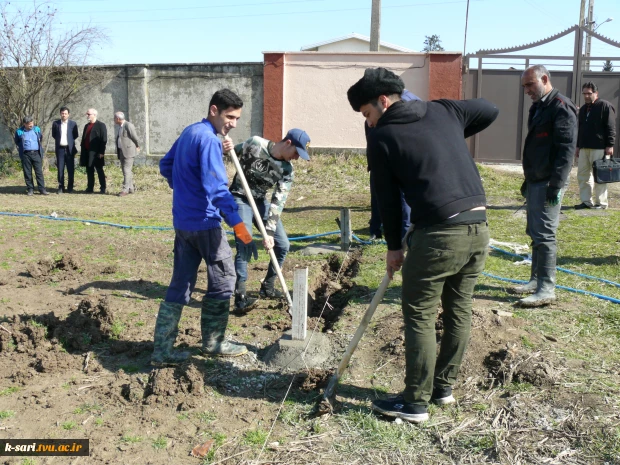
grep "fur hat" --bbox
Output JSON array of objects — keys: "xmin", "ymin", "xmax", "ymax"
[{"xmin": 347, "ymin": 68, "xmax": 405, "ymax": 112}]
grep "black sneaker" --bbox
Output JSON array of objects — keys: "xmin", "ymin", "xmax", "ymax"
[
  {"xmin": 27, "ymin": 189, "xmax": 34, "ymax": 196},
  {"xmin": 431, "ymin": 386, "xmax": 456, "ymax": 406},
  {"xmin": 574, "ymin": 203, "xmax": 590, "ymax": 210},
  {"xmin": 593, "ymin": 204, "xmax": 608, "ymax": 210},
  {"xmin": 259, "ymin": 282, "xmax": 284, "ymax": 299},
  {"xmin": 234, "ymin": 293, "xmax": 257, "ymax": 312},
  {"xmin": 39, "ymin": 189, "xmax": 49, "ymax": 196},
  {"xmin": 371, "ymin": 396, "xmax": 428, "ymax": 423}
]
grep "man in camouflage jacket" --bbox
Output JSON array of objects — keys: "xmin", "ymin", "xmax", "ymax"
[{"xmin": 230, "ymin": 128, "xmax": 311, "ymax": 310}]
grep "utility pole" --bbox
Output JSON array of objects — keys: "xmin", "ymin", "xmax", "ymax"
[
  {"xmin": 463, "ymin": 0, "xmax": 470, "ymax": 57},
  {"xmin": 585, "ymin": 0, "xmax": 595, "ymax": 70},
  {"xmin": 370, "ymin": 0, "xmax": 381, "ymax": 51},
  {"xmin": 579, "ymin": 0, "xmax": 586, "ymax": 27}
]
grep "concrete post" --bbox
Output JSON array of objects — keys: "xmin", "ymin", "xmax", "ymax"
[
  {"xmin": 292, "ymin": 268, "xmax": 308, "ymax": 341},
  {"xmin": 370, "ymin": 0, "xmax": 381, "ymax": 52},
  {"xmin": 126, "ymin": 66, "xmax": 150, "ymax": 158}
]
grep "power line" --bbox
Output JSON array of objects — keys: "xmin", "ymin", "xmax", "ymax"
[
  {"xmin": 57, "ymin": 0, "xmax": 328, "ymax": 15},
  {"xmin": 62, "ymin": 0, "xmax": 486, "ymax": 25}
]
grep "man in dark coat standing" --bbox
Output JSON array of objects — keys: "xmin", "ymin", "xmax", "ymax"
[
  {"xmin": 574, "ymin": 81, "xmax": 616, "ymax": 210},
  {"xmin": 80, "ymin": 108, "xmax": 107, "ymax": 194},
  {"xmin": 514, "ymin": 65, "xmax": 577, "ymax": 307},
  {"xmin": 51, "ymin": 106, "xmax": 79, "ymax": 194}
]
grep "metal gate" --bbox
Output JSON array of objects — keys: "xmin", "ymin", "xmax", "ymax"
[{"xmin": 464, "ymin": 25, "xmax": 620, "ymax": 163}]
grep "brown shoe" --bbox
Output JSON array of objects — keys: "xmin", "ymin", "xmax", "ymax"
[{"xmin": 118, "ymin": 191, "xmax": 129, "ymax": 197}]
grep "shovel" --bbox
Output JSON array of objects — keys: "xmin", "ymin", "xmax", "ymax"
[{"xmin": 314, "ymin": 272, "xmax": 391, "ymax": 415}]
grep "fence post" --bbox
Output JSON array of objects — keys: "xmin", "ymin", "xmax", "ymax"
[
  {"xmin": 292, "ymin": 268, "xmax": 308, "ymax": 341},
  {"xmin": 340, "ymin": 208, "xmax": 351, "ymax": 251}
]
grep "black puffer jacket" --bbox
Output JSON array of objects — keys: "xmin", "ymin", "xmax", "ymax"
[{"xmin": 523, "ymin": 88, "xmax": 577, "ymax": 188}]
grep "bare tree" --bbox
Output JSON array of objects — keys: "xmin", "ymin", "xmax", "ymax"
[
  {"xmin": 603, "ymin": 60, "xmax": 614, "ymax": 72},
  {"xmin": 423, "ymin": 35, "xmax": 444, "ymax": 52},
  {"xmin": 0, "ymin": 1, "xmax": 108, "ymax": 157}
]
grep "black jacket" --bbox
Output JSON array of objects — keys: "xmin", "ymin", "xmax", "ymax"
[
  {"xmin": 577, "ymin": 99, "xmax": 616, "ymax": 149},
  {"xmin": 523, "ymin": 88, "xmax": 577, "ymax": 188},
  {"xmin": 80, "ymin": 121, "xmax": 107, "ymax": 167},
  {"xmin": 51, "ymin": 119, "xmax": 79, "ymax": 155},
  {"xmin": 367, "ymin": 98, "xmax": 499, "ymax": 250}
]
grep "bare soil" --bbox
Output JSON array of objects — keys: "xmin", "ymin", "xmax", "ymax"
[{"xmin": 0, "ymin": 163, "xmax": 618, "ymax": 463}]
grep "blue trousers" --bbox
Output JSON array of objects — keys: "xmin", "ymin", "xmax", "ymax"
[
  {"xmin": 165, "ymin": 228, "xmax": 235, "ymax": 305},
  {"xmin": 369, "ymin": 170, "xmax": 411, "ymax": 239},
  {"xmin": 56, "ymin": 147, "xmax": 75, "ymax": 191},
  {"xmin": 233, "ymin": 196, "xmax": 289, "ymax": 285}
]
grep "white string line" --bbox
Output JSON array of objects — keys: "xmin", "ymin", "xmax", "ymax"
[{"xmin": 253, "ymin": 244, "xmax": 354, "ymax": 465}]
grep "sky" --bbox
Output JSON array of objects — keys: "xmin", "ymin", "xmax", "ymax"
[{"xmin": 3, "ymin": 0, "xmax": 620, "ymax": 68}]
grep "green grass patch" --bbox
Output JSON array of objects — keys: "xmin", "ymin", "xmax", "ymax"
[
  {"xmin": 0, "ymin": 387, "xmax": 20, "ymax": 396},
  {"xmin": 243, "ymin": 428, "xmax": 269, "ymax": 446},
  {"xmin": 0, "ymin": 410, "xmax": 15, "ymax": 420}
]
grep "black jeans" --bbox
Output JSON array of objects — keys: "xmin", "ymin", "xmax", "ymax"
[
  {"xmin": 56, "ymin": 147, "xmax": 75, "ymax": 191},
  {"xmin": 20, "ymin": 150, "xmax": 45, "ymax": 191},
  {"xmin": 86, "ymin": 151, "xmax": 106, "ymax": 191}
]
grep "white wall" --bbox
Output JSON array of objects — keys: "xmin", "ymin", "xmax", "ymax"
[
  {"xmin": 315, "ymin": 38, "xmax": 404, "ymax": 53},
  {"xmin": 282, "ymin": 53, "xmax": 429, "ymax": 149}
]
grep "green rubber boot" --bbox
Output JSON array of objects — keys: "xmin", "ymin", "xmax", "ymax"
[
  {"xmin": 151, "ymin": 301, "xmax": 191, "ymax": 367},
  {"xmin": 201, "ymin": 298, "xmax": 247, "ymax": 357}
]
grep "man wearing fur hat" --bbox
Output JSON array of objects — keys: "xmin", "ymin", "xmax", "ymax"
[{"xmin": 347, "ymin": 68, "xmax": 499, "ymax": 424}]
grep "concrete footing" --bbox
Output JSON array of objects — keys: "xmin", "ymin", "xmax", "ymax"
[{"xmin": 263, "ymin": 330, "xmax": 332, "ymax": 371}]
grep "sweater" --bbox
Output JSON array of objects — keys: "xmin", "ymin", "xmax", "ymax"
[
  {"xmin": 159, "ymin": 119, "xmax": 242, "ymax": 231},
  {"xmin": 367, "ymin": 98, "xmax": 499, "ymax": 250}
]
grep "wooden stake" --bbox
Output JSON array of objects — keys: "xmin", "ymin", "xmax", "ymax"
[{"xmin": 340, "ymin": 208, "xmax": 351, "ymax": 251}]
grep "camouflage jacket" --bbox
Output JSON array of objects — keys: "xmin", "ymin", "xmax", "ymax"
[{"xmin": 230, "ymin": 136, "xmax": 294, "ymax": 234}]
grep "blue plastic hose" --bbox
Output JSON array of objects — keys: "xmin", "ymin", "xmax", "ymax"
[
  {"xmin": 489, "ymin": 245, "xmax": 620, "ymax": 289},
  {"xmin": 482, "ymin": 272, "xmax": 620, "ymax": 305}
]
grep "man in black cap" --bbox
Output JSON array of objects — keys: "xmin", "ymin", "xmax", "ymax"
[{"xmin": 347, "ymin": 67, "xmax": 498, "ymax": 423}]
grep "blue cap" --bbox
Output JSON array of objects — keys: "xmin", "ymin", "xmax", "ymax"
[{"xmin": 284, "ymin": 128, "xmax": 311, "ymax": 160}]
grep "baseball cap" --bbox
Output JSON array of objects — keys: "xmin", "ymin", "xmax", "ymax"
[{"xmin": 284, "ymin": 128, "xmax": 311, "ymax": 160}]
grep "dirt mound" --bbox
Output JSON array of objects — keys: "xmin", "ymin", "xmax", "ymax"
[
  {"xmin": 38, "ymin": 297, "xmax": 116, "ymax": 351},
  {"xmin": 294, "ymin": 368, "xmax": 333, "ymax": 391},
  {"xmin": 485, "ymin": 344, "xmax": 560, "ymax": 387},
  {"xmin": 26, "ymin": 253, "xmax": 82, "ymax": 282},
  {"xmin": 143, "ymin": 364, "xmax": 205, "ymax": 404},
  {"xmin": 0, "ymin": 298, "xmax": 115, "ymax": 381}
]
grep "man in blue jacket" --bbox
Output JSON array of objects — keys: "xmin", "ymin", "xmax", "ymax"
[
  {"xmin": 14, "ymin": 116, "xmax": 49, "ymax": 196},
  {"xmin": 51, "ymin": 106, "xmax": 79, "ymax": 194},
  {"xmin": 153, "ymin": 89, "xmax": 257, "ymax": 366}
]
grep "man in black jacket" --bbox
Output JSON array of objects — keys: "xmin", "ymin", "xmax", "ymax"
[
  {"xmin": 51, "ymin": 106, "xmax": 79, "ymax": 194},
  {"xmin": 347, "ymin": 68, "xmax": 498, "ymax": 424},
  {"xmin": 80, "ymin": 108, "xmax": 107, "ymax": 194},
  {"xmin": 515, "ymin": 65, "xmax": 577, "ymax": 307},
  {"xmin": 575, "ymin": 81, "xmax": 616, "ymax": 210}
]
